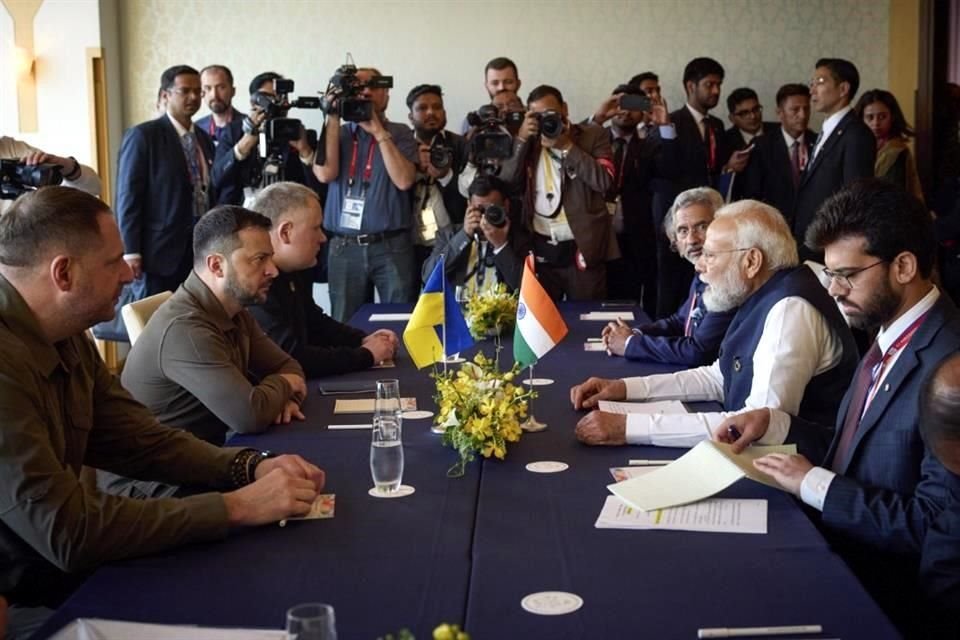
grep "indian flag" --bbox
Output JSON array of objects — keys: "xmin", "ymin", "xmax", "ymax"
[{"xmin": 514, "ymin": 255, "xmax": 568, "ymax": 368}]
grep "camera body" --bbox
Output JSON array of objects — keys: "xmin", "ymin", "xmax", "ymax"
[
  {"xmin": 0, "ymin": 158, "xmax": 63, "ymax": 200},
  {"xmin": 250, "ymin": 78, "xmax": 320, "ymax": 187},
  {"xmin": 429, "ymin": 138, "xmax": 453, "ymax": 171},
  {"xmin": 466, "ymin": 105, "xmax": 514, "ymax": 175},
  {"xmin": 481, "ymin": 203, "xmax": 507, "ymax": 228},
  {"xmin": 320, "ymin": 64, "xmax": 394, "ymax": 123},
  {"xmin": 534, "ymin": 110, "xmax": 565, "ymax": 139}
]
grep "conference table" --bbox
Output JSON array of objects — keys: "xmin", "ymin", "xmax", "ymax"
[{"xmin": 38, "ymin": 303, "xmax": 901, "ymax": 639}]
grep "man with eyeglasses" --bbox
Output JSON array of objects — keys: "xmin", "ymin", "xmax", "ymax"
[
  {"xmin": 792, "ymin": 58, "xmax": 875, "ymax": 262},
  {"xmin": 715, "ymin": 180, "xmax": 957, "ymax": 636},
  {"xmin": 117, "ymin": 65, "xmax": 217, "ymax": 297},
  {"xmin": 722, "ymin": 87, "xmax": 778, "ymax": 201},
  {"xmin": 570, "ymin": 198, "xmax": 857, "ymax": 448},
  {"xmin": 600, "ymin": 187, "xmax": 736, "ymax": 366}
]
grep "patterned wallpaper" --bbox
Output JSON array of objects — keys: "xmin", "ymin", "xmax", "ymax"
[{"xmin": 117, "ymin": 0, "xmax": 890, "ymax": 131}]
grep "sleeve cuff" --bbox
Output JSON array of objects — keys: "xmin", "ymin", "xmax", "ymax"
[
  {"xmin": 757, "ymin": 408, "xmax": 791, "ymax": 445},
  {"xmin": 624, "ymin": 335, "xmax": 634, "ymax": 351},
  {"xmin": 625, "ymin": 414, "xmax": 651, "ymax": 445},
  {"xmin": 622, "ymin": 376, "xmax": 648, "ymax": 400},
  {"xmin": 800, "ymin": 466, "xmax": 836, "ymax": 511},
  {"xmin": 659, "ymin": 124, "xmax": 677, "ymax": 140}
]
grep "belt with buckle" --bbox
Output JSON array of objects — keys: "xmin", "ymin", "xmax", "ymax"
[{"xmin": 333, "ymin": 229, "xmax": 405, "ymax": 246}]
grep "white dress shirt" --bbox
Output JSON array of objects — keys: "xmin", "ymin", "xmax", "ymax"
[
  {"xmin": 686, "ymin": 103, "xmax": 709, "ymax": 139},
  {"xmin": 812, "ymin": 105, "xmax": 852, "ymax": 159},
  {"xmin": 797, "ymin": 286, "xmax": 941, "ymax": 510},
  {"xmin": 622, "ymin": 292, "xmax": 844, "ymax": 448}
]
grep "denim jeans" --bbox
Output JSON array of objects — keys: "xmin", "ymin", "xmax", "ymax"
[{"xmin": 327, "ymin": 233, "xmax": 417, "ymax": 322}]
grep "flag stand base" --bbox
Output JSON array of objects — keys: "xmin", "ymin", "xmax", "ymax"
[{"xmin": 521, "ymin": 416, "xmax": 547, "ymax": 432}]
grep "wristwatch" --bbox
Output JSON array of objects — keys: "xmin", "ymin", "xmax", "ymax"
[{"xmin": 231, "ymin": 449, "xmax": 276, "ymax": 487}]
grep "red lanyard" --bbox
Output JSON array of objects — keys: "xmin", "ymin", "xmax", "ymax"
[
  {"xmin": 348, "ymin": 131, "xmax": 376, "ymax": 192},
  {"xmin": 206, "ymin": 112, "xmax": 232, "ymax": 139},
  {"xmin": 865, "ymin": 311, "xmax": 928, "ymax": 407}
]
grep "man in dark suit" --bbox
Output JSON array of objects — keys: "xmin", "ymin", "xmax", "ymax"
[
  {"xmin": 722, "ymin": 87, "xmax": 778, "ymax": 201},
  {"xmin": 589, "ymin": 83, "xmax": 678, "ymax": 313},
  {"xmin": 501, "ymin": 85, "xmax": 615, "ymax": 301},
  {"xmin": 116, "ymin": 65, "xmax": 215, "ymax": 297},
  {"xmin": 719, "ymin": 181, "xmax": 957, "ymax": 635},
  {"xmin": 195, "ymin": 64, "xmax": 249, "ymax": 206},
  {"xmin": 742, "ymin": 84, "xmax": 817, "ymax": 219},
  {"xmin": 793, "ymin": 58, "xmax": 876, "ymax": 262},
  {"xmin": 406, "ymin": 84, "xmax": 467, "ymax": 275}
]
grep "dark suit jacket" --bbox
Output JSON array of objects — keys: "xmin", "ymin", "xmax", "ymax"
[
  {"xmin": 115, "ymin": 115, "xmax": 215, "ymax": 277},
  {"xmin": 793, "ymin": 109, "xmax": 876, "ymax": 260},
  {"xmin": 420, "ymin": 223, "xmax": 529, "ymax": 291},
  {"xmin": 722, "ymin": 122, "xmax": 779, "ymax": 200},
  {"xmin": 669, "ymin": 105, "xmax": 729, "ymax": 193},
  {"xmin": 196, "ymin": 108, "xmax": 246, "ymax": 205},
  {"xmin": 625, "ymin": 274, "xmax": 735, "ymax": 366},
  {"xmin": 919, "ymin": 470, "xmax": 960, "ymax": 638},
  {"xmin": 610, "ymin": 130, "xmax": 680, "ymax": 242},
  {"xmin": 500, "ymin": 123, "xmax": 616, "ymax": 267},
  {"xmin": 742, "ymin": 127, "xmax": 817, "ymax": 219}
]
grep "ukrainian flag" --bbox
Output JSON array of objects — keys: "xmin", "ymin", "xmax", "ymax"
[{"xmin": 403, "ymin": 258, "xmax": 474, "ymax": 369}]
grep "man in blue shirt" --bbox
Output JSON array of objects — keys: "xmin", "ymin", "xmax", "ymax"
[
  {"xmin": 313, "ymin": 67, "xmax": 419, "ymax": 322},
  {"xmin": 601, "ymin": 187, "xmax": 736, "ymax": 366}
]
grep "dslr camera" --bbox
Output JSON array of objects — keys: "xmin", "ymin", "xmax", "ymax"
[
  {"xmin": 480, "ymin": 203, "xmax": 508, "ymax": 228},
  {"xmin": 466, "ymin": 105, "xmax": 520, "ymax": 175},
  {"xmin": 0, "ymin": 159, "xmax": 62, "ymax": 200},
  {"xmin": 249, "ymin": 78, "xmax": 320, "ymax": 186},
  {"xmin": 429, "ymin": 137, "xmax": 453, "ymax": 171},
  {"xmin": 319, "ymin": 63, "xmax": 394, "ymax": 123},
  {"xmin": 533, "ymin": 110, "xmax": 565, "ymax": 139}
]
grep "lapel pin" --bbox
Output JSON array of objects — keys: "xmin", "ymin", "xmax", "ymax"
[{"xmin": 884, "ymin": 383, "xmax": 890, "ymax": 392}]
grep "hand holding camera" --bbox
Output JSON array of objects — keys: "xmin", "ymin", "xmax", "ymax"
[
  {"xmin": 592, "ymin": 94, "xmax": 622, "ymax": 126},
  {"xmin": 536, "ymin": 111, "xmax": 572, "ymax": 151},
  {"xmin": 517, "ymin": 111, "xmax": 540, "ymax": 143},
  {"xmin": 417, "ymin": 142, "xmax": 451, "ymax": 180},
  {"xmin": 479, "ymin": 204, "xmax": 510, "ymax": 250},
  {"xmin": 463, "ymin": 206, "xmax": 483, "ymax": 237}
]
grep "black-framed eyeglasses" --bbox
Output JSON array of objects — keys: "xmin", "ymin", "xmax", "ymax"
[
  {"xmin": 822, "ymin": 260, "xmax": 886, "ymax": 289},
  {"xmin": 733, "ymin": 105, "xmax": 763, "ymax": 118}
]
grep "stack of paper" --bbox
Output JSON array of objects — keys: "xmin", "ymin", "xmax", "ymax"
[
  {"xmin": 597, "ymin": 400, "xmax": 687, "ymax": 415},
  {"xmin": 595, "ymin": 496, "xmax": 768, "ymax": 534},
  {"xmin": 579, "ymin": 311, "xmax": 635, "ymax": 321},
  {"xmin": 369, "ymin": 313, "xmax": 412, "ymax": 321},
  {"xmin": 50, "ymin": 619, "xmax": 284, "ymax": 640},
  {"xmin": 607, "ymin": 440, "xmax": 797, "ymax": 511}
]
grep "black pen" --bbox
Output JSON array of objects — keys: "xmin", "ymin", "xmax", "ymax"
[{"xmin": 727, "ymin": 425, "xmax": 742, "ymax": 441}]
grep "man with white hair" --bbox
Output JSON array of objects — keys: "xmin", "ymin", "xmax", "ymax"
[
  {"xmin": 570, "ymin": 199, "xmax": 859, "ymax": 447},
  {"xmin": 601, "ymin": 187, "xmax": 736, "ymax": 366}
]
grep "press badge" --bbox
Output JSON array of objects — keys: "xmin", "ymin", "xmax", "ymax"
[
  {"xmin": 341, "ymin": 196, "xmax": 365, "ymax": 231},
  {"xmin": 419, "ymin": 206, "xmax": 438, "ymax": 243}
]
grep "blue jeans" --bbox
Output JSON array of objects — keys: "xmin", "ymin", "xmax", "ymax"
[{"xmin": 327, "ymin": 233, "xmax": 416, "ymax": 322}]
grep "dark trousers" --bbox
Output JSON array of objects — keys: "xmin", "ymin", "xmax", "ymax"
[
  {"xmin": 539, "ymin": 261, "xmax": 607, "ymax": 301},
  {"xmin": 327, "ymin": 233, "xmax": 417, "ymax": 323},
  {"xmin": 134, "ymin": 247, "xmax": 193, "ymax": 299}
]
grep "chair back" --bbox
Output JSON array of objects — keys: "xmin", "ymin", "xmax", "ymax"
[{"xmin": 121, "ymin": 291, "xmax": 173, "ymax": 346}]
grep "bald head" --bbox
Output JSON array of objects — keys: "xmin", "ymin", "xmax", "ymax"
[{"xmin": 921, "ymin": 354, "xmax": 960, "ymax": 474}]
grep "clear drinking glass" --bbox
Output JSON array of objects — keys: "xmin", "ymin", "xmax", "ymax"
[
  {"xmin": 286, "ymin": 602, "xmax": 337, "ymax": 640},
  {"xmin": 371, "ymin": 379, "xmax": 404, "ymax": 493}
]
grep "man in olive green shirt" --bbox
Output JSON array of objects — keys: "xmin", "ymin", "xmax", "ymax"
[
  {"xmin": 0, "ymin": 188, "xmax": 324, "ymax": 639},
  {"xmin": 120, "ymin": 205, "xmax": 307, "ymax": 448}
]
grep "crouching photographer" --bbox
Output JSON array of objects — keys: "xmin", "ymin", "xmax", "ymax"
[
  {"xmin": 312, "ymin": 63, "xmax": 419, "ymax": 323},
  {"xmin": 1, "ymin": 136, "xmax": 101, "ymax": 212},
  {"xmin": 421, "ymin": 175, "xmax": 529, "ymax": 296},
  {"xmin": 500, "ymin": 85, "xmax": 616, "ymax": 301}
]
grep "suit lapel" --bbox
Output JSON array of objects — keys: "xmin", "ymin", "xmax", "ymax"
[
  {"xmin": 801, "ymin": 111, "xmax": 854, "ymax": 185},
  {"xmin": 159, "ymin": 116, "xmax": 191, "ymax": 179}
]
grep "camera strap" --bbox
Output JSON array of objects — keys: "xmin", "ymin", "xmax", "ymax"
[
  {"xmin": 537, "ymin": 147, "xmax": 564, "ymax": 218},
  {"xmin": 347, "ymin": 131, "xmax": 376, "ymax": 195}
]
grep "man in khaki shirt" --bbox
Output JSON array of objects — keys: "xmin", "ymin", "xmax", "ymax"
[{"xmin": 0, "ymin": 188, "xmax": 324, "ymax": 639}]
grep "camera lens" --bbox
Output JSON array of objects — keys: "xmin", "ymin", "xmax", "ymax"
[
  {"xmin": 539, "ymin": 111, "xmax": 564, "ymax": 139},
  {"xmin": 482, "ymin": 204, "xmax": 507, "ymax": 228}
]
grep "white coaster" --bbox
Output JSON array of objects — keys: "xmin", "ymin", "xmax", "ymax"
[
  {"xmin": 522, "ymin": 378, "xmax": 554, "ymax": 387},
  {"xmin": 445, "ymin": 356, "xmax": 466, "ymax": 364},
  {"xmin": 526, "ymin": 461, "xmax": 569, "ymax": 473},
  {"xmin": 402, "ymin": 410, "xmax": 434, "ymax": 420},
  {"xmin": 368, "ymin": 485, "xmax": 416, "ymax": 499},
  {"xmin": 521, "ymin": 591, "xmax": 584, "ymax": 616}
]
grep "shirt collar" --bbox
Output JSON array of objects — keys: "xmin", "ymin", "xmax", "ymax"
[
  {"xmin": 685, "ymin": 103, "xmax": 707, "ymax": 123},
  {"xmin": 181, "ymin": 270, "xmax": 236, "ymax": 331},
  {"xmin": 820, "ymin": 105, "xmax": 853, "ymax": 141},
  {"xmin": 739, "ymin": 128, "xmax": 759, "ymax": 144},
  {"xmin": 781, "ymin": 127, "xmax": 802, "ymax": 147},
  {"xmin": 0, "ymin": 272, "xmax": 79, "ymax": 377},
  {"xmin": 876, "ymin": 285, "xmax": 939, "ymax": 354},
  {"xmin": 167, "ymin": 111, "xmax": 195, "ymax": 138},
  {"xmin": 611, "ymin": 128, "xmax": 634, "ymax": 143}
]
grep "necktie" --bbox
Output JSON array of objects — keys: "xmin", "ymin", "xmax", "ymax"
[
  {"xmin": 181, "ymin": 131, "xmax": 206, "ymax": 218},
  {"xmin": 611, "ymin": 138, "xmax": 626, "ymax": 191},
  {"xmin": 831, "ymin": 342, "xmax": 883, "ymax": 472},
  {"xmin": 683, "ymin": 291, "xmax": 700, "ymax": 337},
  {"xmin": 703, "ymin": 120, "xmax": 716, "ymax": 171},
  {"xmin": 790, "ymin": 140, "xmax": 802, "ymax": 187},
  {"xmin": 811, "ymin": 130, "xmax": 824, "ymax": 160}
]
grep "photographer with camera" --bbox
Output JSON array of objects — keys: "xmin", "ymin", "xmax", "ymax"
[
  {"xmin": 421, "ymin": 175, "xmax": 528, "ymax": 295},
  {"xmin": 313, "ymin": 65, "xmax": 419, "ymax": 323},
  {"xmin": 406, "ymin": 84, "xmax": 466, "ymax": 274},
  {"xmin": 0, "ymin": 136, "xmax": 101, "ymax": 213},
  {"xmin": 500, "ymin": 85, "xmax": 616, "ymax": 301},
  {"xmin": 458, "ymin": 89, "xmax": 525, "ymax": 199}
]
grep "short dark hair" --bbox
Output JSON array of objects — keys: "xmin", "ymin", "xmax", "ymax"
[
  {"xmin": 683, "ymin": 57, "xmax": 724, "ymax": 86},
  {"xmin": 527, "ymin": 84, "xmax": 564, "ymax": 106},
  {"xmin": 920, "ymin": 354, "xmax": 960, "ymax": 459},
  {"xmin": 726, "ymin": 87, "xmax": 758, "ymax": 114},
  {"xmin": 629, "ymin": 72, "xmax": 659, "ymax": 87},
  {"xmin": 612, "ymin": 83, "xmax": 642, "ymax": 96},
  {"xmin": 406, "ymin": 84, "xmax": 443, "ymax": 111},
  {"xmin": 0, "ymin": 187, "xmax": 108, "ymax": 268},
  {"xmin": 854, "ymin": 89, "xmax": 914, "ymax": 138},
  {"xmin": 815, "ymin": 58, "xmax": 860, "ymax": 99},
  {"xmin": 200, "ymin": 64, "xmax": 234, "ymax": 85},
  {"xmin": 249, "ymin": 71, "xmax": 282, "ymax": 97},
  {"xmin": 468, "ymin": 175, "xmax": 508, "ymax": 200},
  {"xmin": 484, "ymin": 57, "xmax": 518, "ymax": 77},
  {"xmin": 806, "ymin": 178, "xmax": 936, "ymax": 278},
  {"xmin": 193, "ymin": 205, "xmax": 272, "ymax": 267},
  {"xmin": 160, "ymin": 65, "xmax": 199, "ymax": 92},
  {"xmin": 776, "ymin": 83, "xmax": 810, "ymax": 107}
]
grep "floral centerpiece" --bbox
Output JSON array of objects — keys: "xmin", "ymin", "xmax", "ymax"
[
  {"xmin": 464, "ymin": 283, "xmax": 518, "ymax": 340},
  {"xmin": 432, "ymin": 351, "xmax": 535, "ymax": 477}
]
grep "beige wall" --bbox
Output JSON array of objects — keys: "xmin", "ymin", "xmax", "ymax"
[
  {"xmin": 116, "ymin": 0, "xmax": 892, "ymax": 134},
  {"xmin": 887, "ymin": 0, "xmax": 919, "ymax": 128}
]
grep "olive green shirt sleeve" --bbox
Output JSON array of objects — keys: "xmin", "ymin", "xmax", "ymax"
[{"xmin": 158, "ymin": 311, "xmax": 304, "ymax": 434}]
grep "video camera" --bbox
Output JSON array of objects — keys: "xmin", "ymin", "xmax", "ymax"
[
  {"xmin": 250, "ymin": 78, "xmax": 320, "ymax": 186},
  {"xmin": 0, "ymin": 159, "xmax": 62, "ymax": 200},
  {"xmin": 319, "ymin": 63, "xmax": 394, "ymax": 123},
  {"xmin": 466, "ymin": 105, "xmax": 520, "ymax": 175}
]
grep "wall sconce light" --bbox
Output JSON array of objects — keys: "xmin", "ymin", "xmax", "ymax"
[{"xmin": 1, "ymin": 0, "xmax": 43, "ymax": 133}]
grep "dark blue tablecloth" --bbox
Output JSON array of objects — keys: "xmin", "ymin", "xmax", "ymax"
[{"xmin": 37, "ymin": 302, "xmax": 900, "ymax": 639}]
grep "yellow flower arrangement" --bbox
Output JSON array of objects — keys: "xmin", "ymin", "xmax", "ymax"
[
  {"xmin": 465, "ymin": 283, "xmax": 518, "ymax": 340},
  {"xmin": 432, "ymin": 351, "xmax": 535, "ymax": 477}
]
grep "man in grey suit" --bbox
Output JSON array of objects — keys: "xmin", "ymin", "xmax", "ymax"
[{"xmin": 717, "ymin": 181, "xmax": 956, "ymax": 635}]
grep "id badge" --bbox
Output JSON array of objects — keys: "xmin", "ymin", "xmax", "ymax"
[
  {"xmin": 419, "ymin": 206, "xmax": 438, "ymax": 243},
  {"xmin": 341, "ymin": 196, "xmax": 365, "ymax": 231},
  {"xmin": 605, "ymin": 195, "xmax": 620, "ymax": 216}
]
